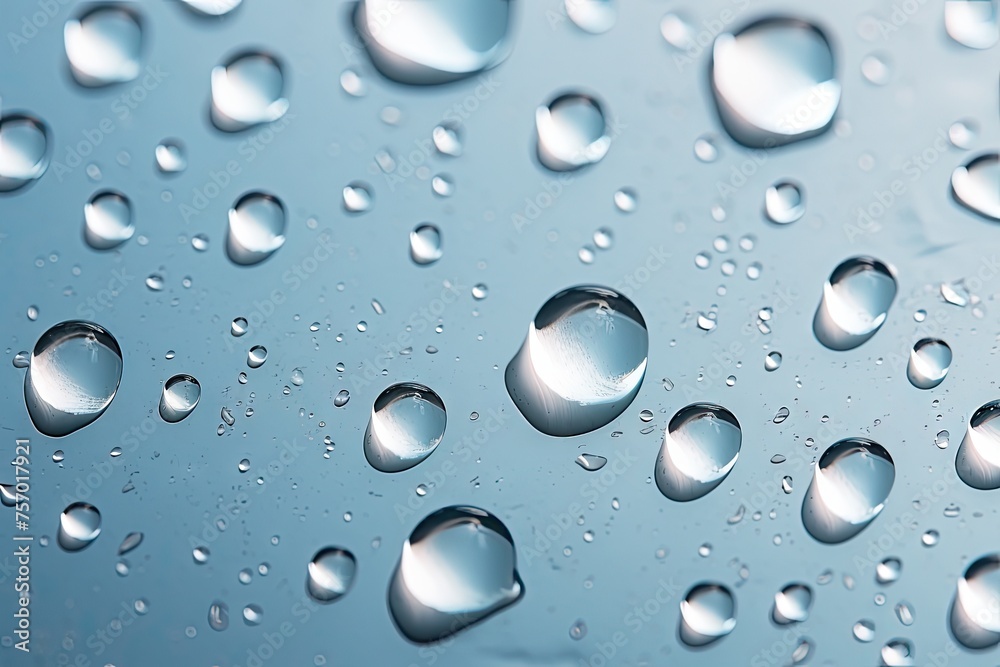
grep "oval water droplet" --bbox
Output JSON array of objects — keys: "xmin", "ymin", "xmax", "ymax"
[
  {"xmin": 208, "ymin": 601, "xmax": 229, "ymax": 631},
  {"xmin": 613, "ymin": 188, "xmax": 637, "ymax": 213},
  {"xmin": 231, "ymin": 317, "xmax": 248, "ymax": 337},
  {"xmin": 566, "ymin": 0, "xmax": 616, "ymax": 34},
  {"xmin": 181, "ymin": 0, "xmax": 241, "ymax": 16},
  {"xmin": 956, "ymin": 400, "xmax": 1000, "ymax": 489},
  {"xmin": 432, "ymin": 123, "xmax": 463, "ymax": 157},
  {"xmin": 772, "ymin": 583, "xmax": 813, "ymax": 624},
  {"xmin": 0, "ymin": 114, "xmax": 49, "ymax": 192},
  {"xmin": 679, "ymin": 583, "xmax": 736, "ymax": 647},
  {"xmin": 906, "ymin": 338, "xmax": 952, "ymax": 389},
  {"xmin": 409, "ymin": 223, "xmax": 443, "ymax": 265},
  {"xmin": 343, "ymin": 182, "xmax": 373, "ymax": 213},
  {"xmin": 64, "ymin": 5, "xmax": 143, "ymax": 87},
  {"xmin": 118, "ymin": 532, "xmax": 143, "ymax": 555},
  {"xmin": 155, "ymin": 140, "xmax": 186, "ymax": 174},
  {"xmin": 535, "ymin": 93, "xmax": 611, "ymax": 172},
  {"xmin": 226, "ymin": 192, "xmax": 286, "ymax": 266},
  {"xmin": 575, "ymin": 453, "xmax": 607, "ymax": 471},
  {"xmin": 945, "ymin": 0, "xmax": 999, "ymax": 49},
  {"xmin": 364, "ymin": 383, "xmax": 446, "ymax": 473},
  {"xmin": 158, "ymin": 374, "xmax": 201, "ymax": 423},
  {"xmin": 388, "ymin": 506, "xmax": 523, "ymax": 643},
  {"xmin": 211, "ymin": 52, "xmax": 288, "ymax": 132},
  {"xmin": 765, "ymin": 351, "xmax": 783, "ymax": 371},
  {"xmin": 58, "ymin": 502, "xmax": 101, "ymax": 551},
  {"xmin": 951, "ymin": 553, "xmax": 1000, "ymax": 649},
  {"xmin": 83, "ymin": 190, "xmax": 133, "ymax": 250},
  {"xmin": 877, "ymin": 557, "xmax": 902, "ymax": 584},
  {"xmin": 802, "ymin": 438, "xmax": 895, "ymax": 544},
  {"xmin": 247, "ymin": 345, "xmax": 267, "ymax": 369},
  {"xmin": 951, "ymin": 153, "xmax": 999, "ymax": 221},
  {"xmin": 24, "ymin": 321, "xmax": 123, "ymax": 437},
  {"xmin": 764, "ymin": 180, "xmax": 805, "ymax": 224},
  {"xmin": 881, "ymin": 638, "xmax": 915, "ymax": 666},
  {"xmin": 334, "ymin": 389, "xmax": 351, "ymax": 408},
  {"xmin": 505, "ymin": 286, "xmax": 648, "ymax": 436},
  {"xmin": 655, "ymin": 403, "xmax": 741, "ymax": 502},
  {"xmin": 854, "ymin": 619, "xmax": 876, "ymax": 642},
  {"xmin": 306, "ymin": 547, "xmax": 357, "ymax": 603},
  {"xmin": 813, "ymin": 256, "xmax": 897, "ymax": 351}
]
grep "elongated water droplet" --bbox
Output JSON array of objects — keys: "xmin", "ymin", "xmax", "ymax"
[
  {"xmin": 655, "ymin": 403, "xmax": 741, "ymax": 502},
  {"xmin": 613, "ymin": 188, "xmax": 637, "ymax": 213},
  {"xmin": 226, "ymin": 192, "xmax": 286, "ymax": 266},
  {"xmin": 211, "ymin": 52, "xmax": 288, "ymax": 132},
  {"xmin": 410, "ymin": 223, "xmax": 443, "ymax": 265},
  {"xmin": 813, "ymin": 256, "xmax": 897, "ymax": 351},
  {"xmin": 575, "ymin": 453, "xmax": 607, "ymax": 471},
  {"xmin": 58, "ymin": 502, "xmax": 101, "ymax": 551},
  {"xmin": 956, "ymin": 400, "xmax": 1000, "ymax": 489},
  {"xmin": 945, "ymin": 0, "xmax": 999, "ymax": 49},
  {"xmin": 772, "ymin": 583, "xmax": 812, "ymax": 624},
  {"xmin": 906, "ymin": 338, "xmax": 952, "ymax": 389},
  {"xmin": 0, "ymin": 114, "xmax": 49, "ymax": 192},
  {"xmin": 951, "ymin": 153, "xmax": 999, "ymax": 221},
  {"xmin": 535, "ymin": 93, "xmax": 611, "ymax": 171},
  {"xmin": 208, "ymin": 601, "xmax": 229, "ymax": 631},
  {"xmin": 181, "ymin": 0, "xmax": 241, "ymax": 16},
  {"xmin": 802, "ymin": 438, "xmax": 895, "ymax": 543},
  {"xmin": 388, "ymin": 506, "xmax": 523, "ymax": 643},
  {"xmin": 83, "ymin": 190, "xmax": 133, "ymax": 250},
  {"xmin": 764, "ymin": 180, "xmax": 805, "ymax": 224},
  {"xmin": 951, "ymin": 553, "xmax": 1000, "ymax": 648},
  {"xmin": 0, "ymin": 484, "xmax": 16, "ymax": 507},
  {"xmin": 505, "ymin": 286, "xmax": 648, "ymax": 436},
  {"xmin": 159, "ymin": 374, "xmax": 201, "ymax": 422},
  {"xmin": 155, "ymin": 140, "xmax": 186, "ymax": 174},
  {"xmin": 118, "ymin": 532, "xmax": 143, "ymax": 555},
  {"xmin": 306, "ymin": 547, "xmax": 357, "ymax": 603},
  {"xmin": 334, "ymin": 389, "xmax": 351, "ymax": 408},
  {"xmin": 679, "ymin": 583, "xmax": 736, "ymax": 647},
  {"xmin": 364, "ymin": 383, "xmax": 446, "ymax": 472},
  {"xmin": 64, "ymin": 5, "xmax": 143, "ymax": 87},
  {"xmin": 566, "ymin": 0, "xmax": 616, "ymax": 34}
]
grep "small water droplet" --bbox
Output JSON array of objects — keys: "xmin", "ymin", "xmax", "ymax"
[
  {"xmin": 765, "ymin": 351, "xmax": 783, "ymax": 371},
  {"xmin": 410, "ymin": 223, "xmax": 443, "ymax": 265},
  {"xmin": 853, "ymin": 619, "xmax": 875, "ymax": 642},
  {"xmin": 211, "ymin": 52, "xmax": 288, "ymax": 132},
  {"xmin": 307, "ymin": 547, "xmax": 357, "ymax": 603},
  {"xmin": 679, "ymin": 583, "xmax": 736, "ymax": 647},
  {"xmin": 945, "ymin": 0, "xmax": 999, "ymax": 49},
  {"xmin": 764, "ymin": 180, "xmax": 805, "ymax": 224},
  {"xmin": 535, "ymin": 93, "xmax": 611, "ymax": 171},
  {"xmin": 343, "ymin": 182, "xmax": 373, "ymax": 213},
  {"xmin": 247, "ymin": 345, "xmax": 267, "ymax": 369},
  {"xmin": 365, "ymin": 383, "xmax": 446, "ymax": 472},
  {"xmin": 772, "ymin": 583, "xmax": 812, "ymax": 624},
  {"xmin": 906, "ymin": 338, "xmax": 952, "ymax": 389},
  {"xmin": 575, "ymin": 453, "xmax": 607, "ymax": 471},
  {"xmin": 951, "ymin": 152, "xmax": 999, "ymax": 221},
  {"xmin": 0, "ymin": 114, "xmax": 49, "ymax": 192},
  {"xmin": 84, "ymin": 191, "xmax": 134, "ymax": 250},
  {"xmin": 158, "ymin": 374, "xmax": 201, "ymax": 423},
  {"xmin": 613, "ymin": 188, "xmax": 637, "ymax": 213}
]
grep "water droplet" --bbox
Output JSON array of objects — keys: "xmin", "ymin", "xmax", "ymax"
[
  {"xmin": 307, "ymin": 547, "xmax": 357, "ymax": 603},
  {"xmin": 945, "ymin": 0, "xmax": 999, "ymax": 49},
  {"xmin": 211, "ymin": 52, "xmax": 288, "ymax": 132},
  {"xmin": 575, "ymin": 453, "xmax": 607, "ymax": 471},
  {"xmin": 505, "ymin": 286, "xmax": 648, "ymax": 436},
  {"xmin": 58, "ymin": 502, "xmax": 101, "ymax": 551},
  {"xmin": 144, "ymin": 274, "xmax": 164, "ymax": 291},
  {"xmin": 432, "ymin": 123, "xmax": 463, "ymax": 157},
  {"xmin": 881, "ymin": 638, "xmax": 915, "ymax": 666},
  {"xmin": 24, "ymin": 321, "xmax": 123, "ymax": 437},
  {"xmin": 951, "ymin": 152, "xmax": 999, "ymax": 221},
  {"xmin": 956, "ymin": 400, "xmax": 1000, "ymax": 489},
  {"xmin": 231, "ymin": 317, "xmax": 248, "ymax": 337},
  {"xmin": 951, "ymin": 553, "xmax": 1000, "ymax": 648},
  {"xmin": 861, "ymin": 53, "xmax": 892, "ymax": 85},
  {"xmin": 409, "ymin": 223, "xmax": 443, "ymax": 265},
  {"xmin": 813, "ymin": 256, "xmax": 897, "ymax": 351},
  {"xmin": 535, "ymin": 93, "xmax": 611, "ymax": 171},
  {"xmin": 922, "ymin": 529, "xmax": 939, "ymax": 547},
  {"xmin": 431, "ymin": 174, "xmax": 454, "ymax": 197},
  {"xmin": 765, "ymin": 351, "xmax": 783, "ymax": 371},
  {"xmin": 83, "ymin": 191, "xmax": 134, "ymax": 250},
  {"xmin": 388, "ymin": 506, "xmax": 523, "ymax": 642},
  {"xmin": 614, "ymin": 188, "xmax": 637, "ymax": 213},
  {"xmin": 221, "ymin": 407, "xmax": 235, "ymax": 427},
  {"xmin": 764, "ymin": 180, "xmax": 805, "ymax": 224},
  {"xmin": 906, "ymin": 338, "xmax": 952, "ymax": 389},
  {"xmin": 340, "ymin": 68, "xmax": 366, "ymax": 96},
  {"xmin": 773, "ymin": 406, "xmax": 790, "ymax": 424},
  {"xmin": 853, "ymin": 619, "xmax": 876, "ymax": 642},
  {"xmin": 208, "ymin": 601, "xmax": 229, "ymax": 631},
  {"xmin": 895, "ymin": 601, "xmax": 915, "ymax": 626},
  {"xmin": 343, "ymin": 182, "xmax": 373, "ymax": 213},
  {"xmin": 247, "ymin": 345, "xmax": 267, "ymax": 369},
  {"xmin": 655, "ymin": 403, "xmax": 741, "ymax": 502},
  {"xmin": 64, "ymin": 5, "xmax": 143, "ymax": 87},
  {"xmin": 569, "ymin": 618, "xmax": 589, "ymax": 639},
  {"xmin": 948, "ymin": 119, "xmax": 978, "ymax": 149},
  {"xmin": 181, "ymin": 0, "xmax": 241, "ymax": 16},
  {"xmin": 679, "ymin": 583, "xmax": 736, "ymax": 647},
  {"xmin": 238, "ymin": 458, "xmax": 250, "ymax": 473},
  {"xmin": 334, "ymin": 389, "xmax": 351, "ymax": 408},
  {"xmin": 226, "ymin": 192, "xmax": 287, "ymax": 266},
  {"xmin": 876, "ymin": 557, "xmax": 902, "ymax": 584},
  {"xmin": 772, "ymin": 583, "xmax": 812, "ymax": 624},
  {"xmin": 52, "ymin": 450, "xmax": 65, "ymax": 463},
  {"xmin": 290, "ymin": 368, "xmax": 305, "ymax": 386},
  {"xmin": 154, "ymin": 140, "xmax": 186, "ymax": 174},
  {"xmin": 158, "ymin": 374, "xmax": 201, "ymax": 423},
  {"xmin": 193, "ymin": 546, "xmax": 210, "ymax": 564},
  {"xmin": 801, "ymin": 438, "xmax": 895, "ymax": 543},
  {"xmin": 242, "ymin": 604, "xmax": 263, "ymax": 626},
  {"xmin": 0, "ymin": 114, "xmax": 49, "ymax": 192},
  {"xmin": 472, "ymin": 284, "xmax": 489, "ymax": 300},
  {"xmin": 593, "ymin": 227, "xmax": 614, "ymax": 250},
  {"xmin": 578, "ymin": 245, "xmax": 596, "ymax": 264},
  {"xmin": 693, "ymin": 135, "xmax": 719, "ymax": 162},
  {"xmin": 782, "ymin": 476, "xmax": 794, "ymax": 493},
  {"xmin": 566, "ymin": 0, "xmax": 616, "ymax": 34},
  {"xmin": 365, "ymin": 383, "xmax": 446, "ymax": 472}
]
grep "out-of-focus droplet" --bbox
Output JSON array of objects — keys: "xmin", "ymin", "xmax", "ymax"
[
  {"xmin": 613, "ymin": 188, "xmax": 637, "ymax": 213},
  {"xmin": 655, "ymin": 403, "xmax": 741, "ymax": 502},
  {"xmin": 906, "ymin": 338, "xmax": 952, "ymax": 389},
  {"xmin": 365, "ymin": 383, "xmax": 446, "ymax": 473},
  {"xmin": 813, "ymin": 256, "xmax": 897, "ymax": 351},
  {"xmin": 211, "ymin": 52, "xmax": 288, "ymax": 132},
  {"xmin": 0, "ymin": 114, "xmax": 49, "ymax": 192},
  {"xmin": 679, "ymin": 583, "xmax": 736, "ymax": 647},
  {"xmin": 535, "ymin": 93, "xmax": 611, "ymax": 171},
  {"xmin": 340, "ymin": 68, "xmax": 366, "ymax": 96},
  {"xmin": 861, "ymin": 53, "xmax": 892, "ymax": 85},
  {"xmin": 343, "ymin": 182, "xmax": 373, "ymax": 213},
  {"xmin": 431, "ymin": 174, "xmax": 454, "ymax": 197},
  {"xmin": 948, "ymin": 119, "xmax": 978, "ymax": 149},
  {"xmin": 432, "ymin": 123, "xmax": 463, "ymax": 157},
  {"xmin": 64, "ymin": 5, "xmax": 143, "ymax": 87},
  {"xmin": 694, "ymin": 135, "xmax": 719, "ymax": 163},
  {"xmin": 226, "ymin": 192, "xmax": 286, "ymax": 266},
  {"xmin": 951, "ymin": 153, "xmax": 999, "ymax": 221},
  {"xmin": 84, "ymin": 191, "xmax": 134, "ymax": 250},
  {"xmin": 159, "ymin": 374, "xmax": 201, "ymax": 423},
  {"xmin": 566, "ymin": 0, "xmax": 616, "ymax": 34},
  {"xmin": 945, "ymin": 0, "xmax": 999, "ymax": 49}
]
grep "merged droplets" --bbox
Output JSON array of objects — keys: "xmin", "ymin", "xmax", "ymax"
[
  {"xmin": 535, "ymin": 93, "xmax": 611, "ymax": 172},
  {"xmin": 505, "ymin": 286, "xmax": 648, "ymax": 437},
  {"xmin": 306, "ymin": 547, "xmax": 357, "ymax": 603},
  {"xmin": 764, "ymin": 180, "xmax": 805, "ymax": 224},
  {"xmin": 710, "ymin": 18, "xmax": 840, "ymax": 147},
  {"xmin": 409, "ymin": 223, "xmax": 443, "ymax": 266},
  {"xmin": 388, "ymin": 506, "xmax": 523, "ymax": 643},
  {"xmin": 906, "ymin": 338, "xmax": 952, "ymax": 389},
  {"xmin": 951, "ymin": 153, "xmax": 999, "ymax": 222},
  {"xmin": 772, "ymin": 583, "xmax": 813, "ymax": 624},
  {"xmin": 210, "ymin": 52, "xmax": 289, "ymax": 132},
  {"xmin": 64, "ymin": 5, "xmax": 143, "ymax": 87},
  {"xmin": 956, "ymin": 400, "xmax": 1000, "ymax": 490},
  {"xmin": 655, "ymin": 403, "xmax": 741, "ymax": 502},
  {"xmin": 565, "ymin": 0, "xmax": 617, "ymax": 34},
  {"xmin": 365, "ymin": 383, "xmax": 446, "ymax": 473},
  {"xmin": 353, "ymin": 0, "xmax": 514, "ymax": 85},
  {"xmin": 58, "ymin": 502, "xmax": 102, "ymax": 551},
  {"xmin": 813, "ymin": 256, "xmax": 897, "ymax": 351},
  {"xmin": 83, "ymin": 190, "xmax": 134, "ymax": 250},
  {"xmin": 678, "ymin": 583, "xmax": 736, "ymax": 647},
  {"xmin": 226, "ymin": 192, "xmax": 287, "ymax": 266},
  {"xmin": 0, "ymin": 114, "xmax": 49, "ymax": 192},
  {"xmin": 950, "ymin": 553, "xmax": 1000, "ymax": 649},
  {"xmin": 801, "ymin": 438, "xmax": 895, "ymax": 544},
  {"xmin": 158, "ymin": 374, "xmax": 201, "ymax": 423},
  {"xmin": 945, "ymin": 0, "xmax": 999, "ymax": 49},
  {"xmin": 154, "ymin": 140, "xmax": 186, "ymax": 174},
  {"xmin": 24, "ymin": 321, "xmax": 123, "ymax": 437}
]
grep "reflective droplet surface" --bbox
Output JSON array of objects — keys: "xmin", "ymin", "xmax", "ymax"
[
  {"xmin": 505, "ymin": 286, "xmax": 648, "ymax": 436},
  {"xmin": 155, "ymin": 140, "xmax": 186, "ymax": 174},
  {"xmin": 951, "ymin": 153, "xmax": 999, "ymax": 221},
  {"xmin": 876, "ymin": 557, "xmax": 902, "ymax": 584},
  {"xmin": 343, "ymin": 182, "xmax": 373, "ymax": 213},
  {"xmin": 307, "ymin": 547, "xmax": 357, "ymax": 603},
  {"xmin": 208, "ymin": 601, "xmax": 229, "ymax": 631},
  {"xmin": 388, "ymin": 506, "xmax": 523, "ymax": 643},
  {"xmin": 956, "ymin": 400, "xmax": 1000, "ymax": 490},
  {"xmin": 765, "ymin": 351, "xmax": 783, "ymax": 371},
  {"xmin": 764, "ymin": 180, "xmax": 805, "ymax": 224},
  {"xmin": 83, "ymin": 191, "xmax": 134, "ymax": 250},
  {"xmin": 613, "ymin": 188, "xmax": 637, "ymax": 213},
  {"xmin": 64, "ymin": 5, "xmax": 143, "ymax": 87},
  {"xmin": 365, "ymin": 383, "xmax": 446, "ymax": 473},
  {"xmin": 158, "ymin": 374, "xmax": 201, "ymax": 423},
  {"xmin": 247, "ymin": 345, "xmax": 267, "ymax": 369},
  {"xmin": 813, "ymin": 257, "xmax": 897, "ymax": 351},
  {"xmin": 226, "ymin": 192, "xmax": 286, "ymax": 266},
  {"xmin": 655, "ymin": 403, "xmax": 741, "ymax": 502},
  {"xmin": 24, "ymin": 321, "xmax": 123, "ymax": 437},
  {"xmin": 854, "ymin": 619, "xmax": 876, "ymax": 642},
  {"xmin": 951, "ymin": 553, "xmax": 1000, "ymax": 649},
  {"xmin": 679, "ymin": 583, "xmax": 736, "ymax": 647},
  {"xmin": 575, "ymin": 453, "xmax": 607, "ymax": 471},
  {"xmin": 432, "ymin": 123, "xmax": 463, "ymax": 157},
  {"xmin": 181, "ymin": 0, "xmax": 241, "ymax": 16},
  {"xmin": 801, "ymin": 438, "xmax": 895, "ymax": 544},
  {"xmin": 906, "ymin": 338, "xmax": 952, "ymax": 389},
  {"xmin": 242, "ymin": 604, "xmax": 263, "ymax": 626},
  {"xmin": 231, "ymin": 317, "xmax": 248, "ymax": 337},
  {"xmin": 945, "ymin": 0, "xmax": 999, "ymax": 49},
  {"xmin": 409, "ymin": 223, "xmax": 443, "ymax": 266},
  {"xmin": 0, "ymin": 114, "xmax": 49, "ymax": 192},
  {"xmin": 354, "ymin": 0, "xmax": 513, "ymax": 85},
  {"xmin": 535, "ymin": 93, "xmax": 611, "ymax": 172},
  {"xmin": 118, "ymin": 532, "xmax": 143, "ymax": 555},
  {"xmin": 211, "ymin": 52, "xmax": 288, "ymax": 132},
  {"xmin": 58, "ymin": 502, "xmax": 101, "ymax": 551},
  {"xmin": 772, "ymin": 583, "xmax": 812, "ymax": 624},
  {"xmin": 710, "ymin": 17, "xmax": 840, "ymax": 147},
  {"xmin": 881, "ymin": 638, "xmax": 915, "ymax": 666},
  {"xmin": 566, "ymin": 0, "xmax": 616, "ymax": 34}
]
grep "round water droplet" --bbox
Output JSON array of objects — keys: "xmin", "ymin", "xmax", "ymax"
[
  {"xmin": 208, "ymin": 601, "xmax": 229, "ymax": 631},
  {"xmin": 388, "ymin": 506, "xmax": 523, "ymax": 643},
  {"xmin": 765, "ymin": 351, "xmax": 783, "ymax": 371},
  {"xmin": 231, "ymin": 317, "xmax": 248, "ymax": 337},
  {"xmin": 764, "ymin": 180, "xmax": 805, "ymax": 224},
  {"xmin": 694, "ymin": 135, "xmax": 719, "ymax": 162},
  {"xmin": 613, "ymin": 188, "xmax": 637, "ymax": 213},
  {"xmin": 922, "ymin": 529, "xmax": 940, "ymax": 547},
  {"xmin": 575, "ymin": 453, "xmax": 607, "ymax": 471},
  {"xmin": 906, "ymin": 338, "xmax": 952, "ymax": 389},
  {"xmin": 303, "ymin": 547, "xmax": 358, "ymax": 605},
  {"xmin": 813, "ymin": 256, "xmax": 897, "ymax": 351},
  {"xmin": 951, "ymin": 153, "xmax": 999, "ymax": 221},
  {"xmin": 24, "ymin": 321, "xmax": 123, "ymax": 437},
  {"xmin": 853, "ymin": 619, "xmax": 875, "ymax": 642},
  {"xmin": 801, "ymin": 438, "xmax": 895, "ymax": 544},
  {"xmin": 655, "ymin": 403, "xmax": 741, "ymax": 502},
  {"xmin": 951, "ymin": 553, "xmax": 1000, "ymax": 648},
  {"xmin": 340, "ymin": 68, "xmax": 366, "ymax": 96},
  {"xmin": 535, "ymin": 93, "xmax": 611, "ymax": 172},
  {"xmin": 0, "ymin": 114, "xmax": 49, "ymax": 192},
  {"xmin": 343, "ymin": 182, "xmax": 373, "ymax": 213},
  {"xmin": 956, "ymin": 400, "xmax": 1000, "ymax": 489},
  {"xmin": 226, "ymin": 192, "xmax": 287, "ymax": 266},
  {"xmin": 211, "ymin": 52, "xmax": 288, "ymax": 132},
  {"xmin": 83, "ymin": 191, "xmax": 134, "ymax": 250},
  {"xmin": 948, "ymin": 119, "xmax": 977, "ymax": 149},
  {"xmin": 710, "ymin": 18, "xmax": 840, "ymax": 147},
  {"xmin": 334, "ymin": 389, "xmax": 351, "ymax": 408},
  {"xmin": 365, "ymin": 383, "xmax": 446, "ymax": 473},
  {"xmin": 472, "ymin": 284, "xmax": 489, "ymax": 300},
  {"xmin": 155, "ymin": 140, "xmax": 186, "ymax": 174},
  {"xmin": 181, "ymin": 0, "xmax": 241, "ymax": 16},
  {"xmin": 193, "ymin": 546, "xmax": 210, "ymax": 563},
  {"xmin": 660, "ymin": 12, "xmax": 695, "ymax": 49},
  {"xmin": 881, "ymin": 638, "xmax": 915, "ymax": 666},
  {"xmin": 772, "ymin": 583, "xmax": 812, "ymax": 624},
  {"xmin": 58, "ymin": 502, "xmax": 101, "ymax": 551},
  {"xmin": 159, "ymin": 374, "xmax": 201, "ymax": 423},
  {"xmin": 876, "ymin": 557, "xmax": 902, "ymax": 584},
  {"xmin": 945, "ymin": 0, "xmax": 999, "ymax": 49},
  {"xmin": 64, "ymin": 5, "xmax": 143, "ymax": 87},
  {"xmin": 679, "ymin": 583, "xmax": 736, "ymax": 647},
  {"xmin": 566, "ymin": 0, "xmax": 616, "ymax": 34},
  {"xmin": 247, "ymin": 345, "xmax": 267, "ymax": 369},
  {"xmin": 144, "ymin": 274, "xmax": 164, "ymax": 291},
  {"xmin": 861, "ymin": 53, "xmax": 892, "ymax": 85},
  {"xmin": 505, "ymin": 286, "xmax": 648, "ymax": 436},
  {"xmin": 410, "ymin": 223, "xmax": 443, "ymax": 265}
]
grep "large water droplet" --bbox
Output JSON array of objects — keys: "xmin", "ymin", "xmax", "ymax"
[
  {"xmin": 409, "ymin": 223, "xmax": 443, "ymax": 265},
  {"xmin": 710, "ymin": 17, "xmax": 840, "ymax": 147},
  {"xmin": 307, "ymin": 547, "xmax": 357, "ymax": 603},
  {"xmin": 945, "ymin": 0, "xmax": 999, "ymax": 49},
  {"xmin": 64, "ymin": 5, "xmax": 143, "ymax": 87},
  {"xmin": 813, "ymin": 256, "xmax": 897, "ymax": 351},
  {"xmin": 679, "ymin": 583, "xmax": 736, "ymax": 647},
  {"xmin": 772, "ymin": 583, "xmax": 813, "ymax": 624},
  {"xmin": 566, "ymin": 0, "xmax": 616, "ymax": 34},
  {"xmin": 505, "ymin": 286, "xmax": 648, "ymax": 436},
  {"xmin": 764, "ymin": 180, "xmax": 805, "ymax": 224},
  {"xmin": 211, "ymin": 52, "xmax": 288, "ymax": 132},
  {"xmin": 364, "ymin": 383, "xmax": 446, "ymax": 473},
  {"xmin": 226, "ymin": 192, "xmax": 286, "ymax": 266},
  {"xmin": 388, "ymin": 506, "xmax": 523, "ymax": 643},
  {"xmin": 951, "ymin": 153, "xmax": 999, "ymax": 221},
  {"xmin": 58, "ymin": 502, "xmax": 101, "ymax": 551},
  {"xmin": 956, "ymin": 400, "xmax": 1000, "ymax": 490},
  {"xmin": 655, "ymin": 403, "xmax": 741, "ymax": 502},
  {"xmin": 0, "ymin": 114, "xmax": 49, "ymax": 192},
  {"xmin": 24, "ymin": 321, "xmax": 123, "ymax": 437},
  {"xmin": 158, "ymin": 374, "xmax": 201, "ymax": 423},
  {"xmin": 906, "ymin": 338, "xmax": 952, "ymax": 389},
  {"xmin": 353, "ymin": 0, "xmax": 514, "ymax": 85},
  {"xmin": 950, "ymin": 553, "xmax": 1000, "ymax": 649},
  {"xmin": 181, "ymin": 0, "xmax": 241, "ymax": 16},
  {"xmin": 535, "ymin": 93, "xmax": 611, "ymax": 171},
  {"xmin": 801, "ymin": 438, "xmax": 895, "ymax": 544},
  {"xmin": 83, "ymin": 190, "xmax": 134, "ymax": 250}
]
